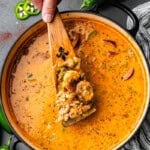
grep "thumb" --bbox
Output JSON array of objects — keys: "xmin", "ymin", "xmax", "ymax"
[{"xmin": 42, "ymin": 0, "xmax": 57, "ymax": 22}]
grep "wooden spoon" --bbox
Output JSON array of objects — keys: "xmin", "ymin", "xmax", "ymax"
[
  {"xmin": 47, "ymin": 11, "xmax": 96, "ymax": 126},
  {"xmin": 47, "ymin": 12, "xmax": 75, "ymax": 74}
]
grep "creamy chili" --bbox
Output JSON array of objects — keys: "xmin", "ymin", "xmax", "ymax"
[{"xmin": 10, "ymin": 19, "xmax": 147, "ymax": 150}]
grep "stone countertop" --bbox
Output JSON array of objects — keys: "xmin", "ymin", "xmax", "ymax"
[{"xmin": 0, "ymin": 0, "xmax": 149, "ymax": 149}]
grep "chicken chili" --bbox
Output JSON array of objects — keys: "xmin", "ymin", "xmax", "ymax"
[
  {"xmin": 56, "ymin": 54, "xmax": 96, "ymax": 126},
  {"xmin": 10, "ymin": 18, "xmax": 147, "ymax": 150}
]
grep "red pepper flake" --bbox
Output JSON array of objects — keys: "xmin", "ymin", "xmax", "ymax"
[
  {"xmin": 103, "ymin": 39, "xmax": 117, "ymax": 48},
  {"xmin": 0, "ymin": 32, "xmax": 12, "ymax": 42},
  {"xmin": 122, "ymin": 68, "xmax": 134, "ymax": 81},
  {"xmin": 106, "ymin": 51, "xmax": 118, "ymax": 57},
  {"xmin": 122, "ymin": 113, "xmax": 129, "ymax": 118}
]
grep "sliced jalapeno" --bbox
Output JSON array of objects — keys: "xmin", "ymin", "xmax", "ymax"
[
  {"xmin": 24, "ymin": 0, "xmax": 41, "ymax": 15},
  {"xmin": 0, "ymin": 137, "xmax": 12, "ymax": 150},
  {"xmin": 80, "ymin": 0, "xmax": 96, "ymax": 9},
  {"xmin": 15, "ymin": 1, "xmax": 29, "ymax": 20}
]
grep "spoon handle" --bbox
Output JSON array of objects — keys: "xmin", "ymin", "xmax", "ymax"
[{"xmin": 47, "ymin": 12, "xmax": 75, "ymax": 66}]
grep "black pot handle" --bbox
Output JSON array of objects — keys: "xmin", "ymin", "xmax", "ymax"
[
  {"xmin": 111, "ymin": 3, "xmax": 139, "ymax": 36},
  {"xmin": 88, "ymin": 3, "xmax": 139, "ymax": 36},
  {"xmin": 12, "ymin": 140, "xmax": 32, "ymax": 150},
  {"xmin": 11, "ymin": 140, "xmax": 21, "ymax": 150},
  {"xmin": 10, "ymin": 136, "xmax": 30, "ymax": 150}
]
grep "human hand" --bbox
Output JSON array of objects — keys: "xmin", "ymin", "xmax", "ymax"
[{"xmin": 31, "ymin": 0, "xmax": 62, "ymax": 22}]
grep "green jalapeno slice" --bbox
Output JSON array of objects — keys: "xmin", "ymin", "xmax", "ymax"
[
  {"xmin": 0, "ymin": 105, "xmax": 12, "ymax": 134},
  {"xmin": 15, "ymin": 1, "xmax": 29, "ymax": 20},
  {"xmin": 0, "ymin": 137, "xmax": 12, "ymax": 150},
  {"xmin": 24, "ymin": 0, "xmax": 41, "ymax": 15}
]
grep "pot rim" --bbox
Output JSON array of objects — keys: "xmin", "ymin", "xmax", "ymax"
[{"xmin": 1, "ymin": 11, "xmax": 150, "ymax": 150}]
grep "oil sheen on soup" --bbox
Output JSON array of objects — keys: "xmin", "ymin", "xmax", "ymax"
[{"xmin": 10, "ymin": 18, "xmax": 147, "ymax": 150}]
